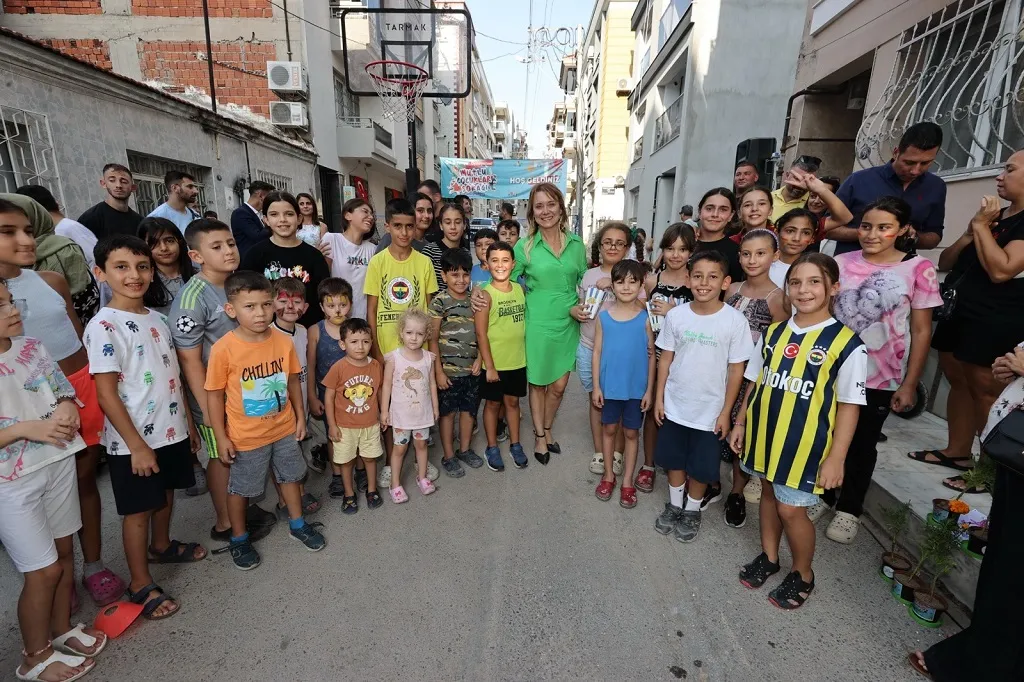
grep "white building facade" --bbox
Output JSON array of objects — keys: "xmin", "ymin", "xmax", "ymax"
[{"xmin": 624, "ymin": 0, "xmax": 806, "ymax": 245}]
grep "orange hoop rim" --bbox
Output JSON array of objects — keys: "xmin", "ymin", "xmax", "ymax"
[{"xmin": 364, "ymin": 60, "xmax": 430, "ymax": 87}]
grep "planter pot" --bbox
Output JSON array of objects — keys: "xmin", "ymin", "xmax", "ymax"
[
  {"xmin": 931, "ymin": 498, "xmax": 961, "ymax": 524},
  {"xmin": 880, "ymin": 552, "xmax": 912, "ymax": 581},
  {"xmin": 892, "ymin": 570, "xmax": 921, "ymax": 605},
  {"xmin": 966, "ymin": 528, "xmax": 988, "ymax": 558},
  {"xmin": 910, "ymin": 591, "xmax": 948, "ymax": 628}
]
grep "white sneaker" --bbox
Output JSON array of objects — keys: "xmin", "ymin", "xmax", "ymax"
[
  {"xmin": 826, "ymin": 511, "xmax": 860, "ymax": 544},
  {"xmin": 806, "ymin": 500, "xmax": 831, "ymax": 523},
  {"xmin": 742, "ymin": 476, "xmax": 762, "ymax": 504},
  {"xmin": 377, "ymin": 465, "xmax": 391, "ymax": 489},
  {"xmin": 612, "ymin": 451, "xmax": 624, "ymax": 476},
  {"xmin": 589, "ymin": 453, "xmax": 604, "ymax": 475},
  {"xmin": 426, "ymin": 461, "xmax": 440, "ymax": 482}
]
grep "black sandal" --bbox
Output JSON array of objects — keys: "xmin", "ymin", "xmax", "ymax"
[
  {"xmin": 341, "ymin": 495, "xmax": 358, "ymax": 515},
  {"xmin": 768, "ymin": 571, "xmax": 815, "ymax": 610},
  {"xmin": 545, "ymin": 426, "xmax": 561, "ymax": 454},
  {"xmin": 533, "ymin": 429, "xmax": 550, "ymax": 465},
  {"xmin": 365, "ymin": 490, "xmax": 383, "ymax": 509},
  {"xmin": 942, "ymin": 474, "xmax": 987, "ymax": 495},
  {"xmin": 126, "ymin": 582, "xmax": 179, "ymax": 620},
  {"xmin": 739, "ymin": 552, "xmax": 780, "ymax": 589},
  {"xmin": 148, "ymin": 539, "xmax": 206, "ymax": 563},
  {"xmin": 906, "ymin": 450, "xmax": 972, "ymax": 471}
]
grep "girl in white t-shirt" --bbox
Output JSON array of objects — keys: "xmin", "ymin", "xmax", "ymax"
[{"xmin": 318, "ymin": 198, "xmax": 377, "ymax": 320}]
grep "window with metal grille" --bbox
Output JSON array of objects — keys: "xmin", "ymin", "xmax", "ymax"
[
  {"xmin": 127, "ymin": 151, "xmax": 208, "ymax": 217},
  {"xmin": 334, "ymin": 71, "xmax": 361, "ymax": 123},
  {"xmin": 0, "ymin": 106, "xmax": 64, "ymax": 202},
  {"xmin": 255, "ymin": 169, "xmax": 293, "ymax": 193},
  {"xmin": 857, "ymin": 0, "xmax": 1024, "ymax": 174}
]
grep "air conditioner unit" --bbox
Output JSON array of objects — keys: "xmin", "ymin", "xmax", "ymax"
[
  {"xmin": 613, "ymin": 175, "xmax": 625, "ymax": 188},
  {"xmin": 615, "ymin": 77, "xmax": 633, "ymax": 96},
  {"xmin": 266, "ymin": 61, "xmax": 308, "ymax": 100},
  {"xmin": 269, "ymin": 101, "xmax": 309, "ymax": 129}
]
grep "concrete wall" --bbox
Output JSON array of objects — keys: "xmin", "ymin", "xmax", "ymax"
[{"xmin": 2, "ymin": 35, "xmax": 315, "ymax": 218}]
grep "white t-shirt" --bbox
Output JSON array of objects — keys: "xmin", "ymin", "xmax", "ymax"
[
  {"xmin": 84, "ymin": 308, "xmax": 188, "ymax": 454},
  {"xmin": 744, "ymin": 317, "xmax": 867, "ymax": 405},
  {"xmin": 769, "ymin": 260, "xmax": 790, "ymax": 290},
  {"xmin": 274, "ymin": 321, "xmax": 308, "ymax": 413},
  {"xmin": 55, "ymin": 217, "xmax": 98, "ymax": 270},
  {"xmin": 655, "ymin": 302, "xmax": 754, "ymax": 431},
  {"xmin": 148, "ymin": 203, "xmax": 199, "ymax": 234},
  {"xmin": 321, "ymin": 232, "xmax": 376, "ymax": 320}
]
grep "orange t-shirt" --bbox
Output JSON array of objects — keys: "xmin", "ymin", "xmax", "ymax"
[
  {"xmin": 205, "ymin": 329, "xmax": 301, "ymax": 451},
  {"xmin": 321, "ymin": 357, "xmax": 382, "ymax": 429}
]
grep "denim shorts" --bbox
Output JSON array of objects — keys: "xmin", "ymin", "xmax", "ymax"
[
  {"xmin": 228, "ymin": 435, "xmax": 306, "ymax": 498},
  {"xmin": 602, "ymin": 398, "xmax": 643, "ymax": 430},
  {"xmin": 576, "ymin": 341, "xmax": 594, "ymax": 393},
  {"xmin": 739, "ymin": 459, "xmax": 820, "ymax": 508}
]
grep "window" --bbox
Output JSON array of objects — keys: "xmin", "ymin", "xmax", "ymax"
[
  {"xmin": 334, "ymin": 71, "xmax": 361, "ymax": 122},
  {"xmin": 0, "ymin": 106, "xmax": 63, "ymax": 201},
  {"xmin": 127, "ymin": 151, "xmax": 208, "ymax": 216},
  {"xmin": 255, "ymin": 169, "xmax": 293, "ymax": 194},
  {"xmin": 858, "ymin": 0, "xmax": 1024, "ymax": 173}
]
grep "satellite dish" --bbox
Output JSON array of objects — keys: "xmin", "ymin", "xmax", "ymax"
[{"xmin": 435, "ymin": 81, "xmax": 453, "ymax": 106}]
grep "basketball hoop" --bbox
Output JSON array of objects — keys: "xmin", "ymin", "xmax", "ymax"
[{"xmin": 365, "ymin": 60, "xmax": 429, "ymax": 122}]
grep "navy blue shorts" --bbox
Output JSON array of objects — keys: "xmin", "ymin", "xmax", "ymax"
[
  {"xmin": 654, "ymin": 419, "xmax": 722, "ymax": 483},
  {"xmin": 439, "ymin": 374, "xmax": 480, "ymax": 416},
  {"xmin": 602, "ymin": 398, "xmax": 643, "ymax": 430}
]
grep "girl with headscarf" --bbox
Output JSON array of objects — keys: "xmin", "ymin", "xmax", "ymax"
[{"xmin": 0, "ymin": 193, "xmax": 99, "ymax": 324}]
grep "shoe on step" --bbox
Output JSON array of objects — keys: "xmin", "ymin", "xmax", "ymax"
[{"xmin": 825, "ymin": 511, "xmax": 860, "ymax": 544}]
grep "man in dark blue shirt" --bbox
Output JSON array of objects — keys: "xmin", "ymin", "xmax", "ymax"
[{"xmin": 827, "ymin": 122, "xmax": 947, "ymax": 255}]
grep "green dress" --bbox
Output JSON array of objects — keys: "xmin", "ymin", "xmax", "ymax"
[{"xmin": 512, "ymin": 231, "xmax": 587, "ymax": 385}]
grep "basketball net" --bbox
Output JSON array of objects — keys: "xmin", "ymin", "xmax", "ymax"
[{"xmin": 365, "ymin": 60, "xmax": 429, "ymax": 122}]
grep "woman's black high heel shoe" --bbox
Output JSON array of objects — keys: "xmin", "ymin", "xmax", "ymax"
[
  {"xmin": 534, "ymin": 429, "xmax": 550, "ymax": 465},
  {"xmin": 545, "ymin": 426, "xmax": 561, "ymax": 455}
]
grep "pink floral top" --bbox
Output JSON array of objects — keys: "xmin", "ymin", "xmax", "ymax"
[
  {"xmin": 834, "ymin": 252, "xmax": 941, "ymax": 390},
  {"xmin": 385, "ymin": 348, "xmax": 435, "ymax": 430}
]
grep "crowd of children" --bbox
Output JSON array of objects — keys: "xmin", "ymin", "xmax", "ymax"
[{"xmin": 0, "ymin": 176, "xmax": 944, "ymax": 679}]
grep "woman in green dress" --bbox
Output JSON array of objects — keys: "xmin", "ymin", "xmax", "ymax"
[{"xmin": 513, "ymin": 183, "xmax": 588, "ymax": 464}]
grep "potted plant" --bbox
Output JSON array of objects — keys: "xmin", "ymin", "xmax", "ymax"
[
  {"xmin": 931, "ymin": 464, "xmax": 990, "ymax": 522},
  {"xmin": 910, "ymin": 518, "xmax": 962, "ymax": 627},
  {"xmin": 879, "ymin": 500, "xmax": 913, "ymax": 581},
  {"xmin": 966, "ymin": 519, "xmax": 989, "ymax": 558}
]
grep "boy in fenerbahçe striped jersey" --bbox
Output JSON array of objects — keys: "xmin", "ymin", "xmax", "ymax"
[{"xmin": 730, "ymin": 252, "xmax": 867, "ymax": 611}]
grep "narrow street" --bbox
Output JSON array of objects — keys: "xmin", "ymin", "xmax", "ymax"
[{"xmin": 0, "ymin": 381, "xmax": 948, "ymax": 681}]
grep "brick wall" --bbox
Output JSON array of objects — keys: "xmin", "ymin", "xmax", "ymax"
[
  {"xmin": 139, "ymin": 40, "xmax": 276, "ymax": 116},
  {"xmin": 39, "ymin": 39, "xmax": 112, "ymax": 70},
  {"xmin": 2, "ymin": 0, "xmax": 101, "ymax": 13},
  {"xmin": 131, "ymin": 0, "xmax": 271, "ymax": 18}
]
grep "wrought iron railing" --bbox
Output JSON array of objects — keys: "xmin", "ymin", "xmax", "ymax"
[
  {"xmin": 632, "ymin": 136, "xmax": 644, "ymax": 163},
  {"xmin": 653, "ymin": 94, "xmax": 682, "ymax": 151},
  {"xmin": 856, "ymin": 0, "xmax": 1024, "ymax": 173}
]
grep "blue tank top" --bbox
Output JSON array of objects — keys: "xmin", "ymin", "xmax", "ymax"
[
  {"xmin": 314, "ymin": 320, "xmax": 346, "ymax": 401},
  {"xmin": 597, "ymin": 309, "xmax": 649, "ymax": 400},
  {"xmin": 7, "ymin": 269, "xmax": 82, "ymax": 361}
]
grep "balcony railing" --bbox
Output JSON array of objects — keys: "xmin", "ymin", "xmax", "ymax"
[
  {"xmin": 658, "ymin": 0, "xmax": 692, "ymax": 52},
  {"xmin": 653, "ymin": 94, "xmax": 682, "ymax": 152},
  {"xmin": 632, "ymin": 136, "xmax": 644, "ymax": 163},
  {"xmin": 639, "ymin": 48, "xmax": 651, "ymax": 79}
]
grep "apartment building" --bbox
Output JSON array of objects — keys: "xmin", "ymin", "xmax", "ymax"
[
  {"xmin": 787, "ymin": 0, "xmax": 1023, "ymax": 249},
  {"xmin": 493, "ymin": 101, "xmax": 515, "ymax": 159},
  {"xmin": 623, "ymin": 0, "xmax": 806, "ymax": 244},
  {"xmin": 547, "ymin": 91, "xmax": 578, "ymax": 221},
  {"xmin": 574, "ymin": 0, "xmax": 636, "ymax": 243}
]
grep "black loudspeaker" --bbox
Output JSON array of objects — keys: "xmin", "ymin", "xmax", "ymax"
[{"xmin": 735, "ymin": 138, "xmax": 777, "ymax": 182}]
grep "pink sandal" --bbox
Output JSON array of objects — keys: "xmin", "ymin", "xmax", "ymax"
[
  {"xmin": 390, "ymin": 486, "xmax": 409, "ymax": 504},
  {"xmin": 82, "ymin": 568, "xmax": 126, "ymax": 606},
  {"xmin": 417, "ymin": 477, "xmax": 436, "ymax": 495}
]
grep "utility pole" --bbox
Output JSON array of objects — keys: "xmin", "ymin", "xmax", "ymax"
[{"xmin": 522, "ymin": 0, "xmax": 532, "ymax": 142}]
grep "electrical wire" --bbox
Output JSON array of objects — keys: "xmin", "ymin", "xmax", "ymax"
[
  {"xmin": 476, "ymin": 30, "xmax": 528, "ymax": 46},
  {"xmin": 479, "ymin": 47, "xmax": 528, "ymax": 63}
]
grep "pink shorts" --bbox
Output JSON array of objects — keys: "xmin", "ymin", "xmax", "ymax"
[{"xmin": 67, "ymin": 365, "xmax": 103, "ymax": 448}]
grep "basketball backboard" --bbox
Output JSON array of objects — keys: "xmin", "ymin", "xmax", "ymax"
[{"xmin": 339, "ymin": 6, "xmax": 472, "ymax": 100}]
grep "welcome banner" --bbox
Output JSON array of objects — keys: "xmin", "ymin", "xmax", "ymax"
[{"xmin": 440, "ymin": 158, "xmax": 567, "ymax": 200}]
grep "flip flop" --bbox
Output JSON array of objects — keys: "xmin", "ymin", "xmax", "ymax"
[
  {"xmin": 908, "ymin": 652, "xmax": 932, "ymax": 679},
  {"xmin": 942, "ymin": 474, "xmax": 986, "ymax": 495},
  {"xmin": 906, "ymin": 450, "xmax": 972, "ymax": 471}
]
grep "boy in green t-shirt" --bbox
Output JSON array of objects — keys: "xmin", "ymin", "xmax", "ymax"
[
  {"xmin": 473, "ymin": 242, "xmax": 528, "ymax": 473},
  {"xmin": 365, "ymin": 198, "xmax": 438, "ymax": 362},
  {"xmin": 428, "ymin": 249, "xmax": 484, "ymax": 478}
]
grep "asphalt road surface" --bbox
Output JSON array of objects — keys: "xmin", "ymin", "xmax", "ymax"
[{"xmin": 0, "ymin": 380, "xmax": 949, "ymax": 681}]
